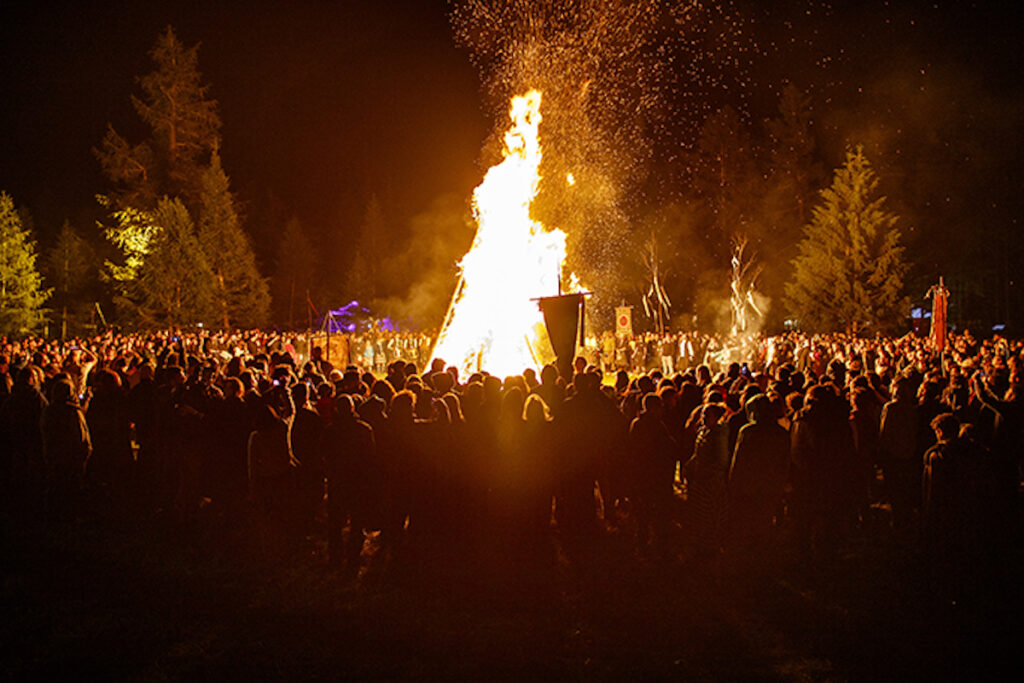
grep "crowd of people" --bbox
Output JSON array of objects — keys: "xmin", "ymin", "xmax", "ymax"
[
  {"xmin": 343, "ymin": 329, "xmax": 435, "ymax": 374},
  {"xmin": 1, "ymin": 327, "xmax": 1020, "ymax": 592}
]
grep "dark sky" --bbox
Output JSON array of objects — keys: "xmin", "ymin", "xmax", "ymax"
[
  {"xmin": 0, "ymin": 0, "xmax": 488, "ymax": 241},
  {"xmin": 1, "ymin": 0, "xmax": 1021, "ymax": 275}
]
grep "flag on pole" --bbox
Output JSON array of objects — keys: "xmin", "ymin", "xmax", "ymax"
[
  {"xmin": 928, "ymin": 277, "xmax": 949, "ymax": 352},
  {"xmin": 615, "ymin": 306, "xmax": 632, "ymax": 337},
  {"xmin": 538, "ymin": 293, "xmax": 586, "ymax": 380}
]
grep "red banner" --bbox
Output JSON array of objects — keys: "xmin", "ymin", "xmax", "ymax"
[{"xmin": 929, "ymin": 277, "xmax": 949, "ymax": 352}]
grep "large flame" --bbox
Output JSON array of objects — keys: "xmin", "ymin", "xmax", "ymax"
[{"xmin": 431, "ymin": 91, "xmax": 567, "ymax": 378}]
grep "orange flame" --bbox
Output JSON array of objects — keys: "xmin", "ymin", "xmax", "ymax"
[{"xmin": 431, "ymin": 91, "xmax": 567, "ymax": 378}]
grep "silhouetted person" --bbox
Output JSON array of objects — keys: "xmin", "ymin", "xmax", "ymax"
[
  {"xmin": 879, "ymin": 377, "xmax": 920, "ymax": 528},
  {"xmin": 321, "ymin": 395, "xmax": 375, "ymax": 572},
  {"xmin": 727, "ymin": 383, "xmax": 762, "ymax": 456},
  {"xmin": 684, "ymin": 403, "xmax": 729, "ymax": 561},
  {"xmin": 0, "ymin": 366, "xmax": 47, "ymax": 519},
  {"xmin": 629, "ymin": 393, "xmax": 677, "ymax": 555},
  {"xmin": 916, "ymin": 379, "xmax": 946, "ymax": 475},
  {"xmin": 385, "ymin": 390, "xmax": 419, "ymax": 542},
  {"xmin": 208, "ymin": 377, "xmax": 252, "ymax": 515},
  {"xmin": 557, "ymin": 371, "xmax": 621, "ymax": 547},
  {"xmin": 41, "ymin": 379, "xmax": 91, "ymax": 528},
  {"xmin": 173, "ymin": 366, "xmax": 219, "ymax": 518},
  {"xmin": 521, "ymin": 394, "xmax": 556, "ymax": 545},
  {"xmin": 494, "ymin": 386, "xmax": 526, "ymax": 536},
  {"xmin": 971, "ymin": 371, "xmax": 1021, "ymax": 535},
  {"xmin": 534, "ymin": 364, "xmax": 565, "ymax": 418},
  {"xmin": 849, "ymin": 385, "xmax": 882, "ymax": 519},
  {"xmin": 460, "ymin": 381, "xmax": 496, "ymax": 540},
  {"xmin": 247, "ymin": 405, "xmax": 297, "ymax": 554},
  {"xmin": 729, "ymin": 395, "xmax": 789, "ymax": 557},
  {"xmin": 290, "ymin": 383, "xmax": 325, "ymax": 537},
  {"xmin": 128, "ymin": 364, "xmax": 161, "ymax": 507},
  {"xmin": 921, "ymin": 413, "xmax": 983, "ymax": 595},
  {"xmin": 790, "ymin": 385, "xmax": 857, "ymax": 559},
  {"xmin": 86, "ymin": 368, "xmax": 134, "ymax": 506}
]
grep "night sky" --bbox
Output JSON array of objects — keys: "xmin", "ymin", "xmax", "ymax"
[
  {"xmin": 1, "ymin": 1, "xmax": 1021, "ymax": 297},
  {"xmin": 0, "ymin": 0, "xmax": 488, "ymax": 241}
]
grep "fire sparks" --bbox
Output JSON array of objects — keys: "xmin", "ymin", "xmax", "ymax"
[{"xmin": 431, "ymin": 91, "xmax": 567, "ymax": 378}]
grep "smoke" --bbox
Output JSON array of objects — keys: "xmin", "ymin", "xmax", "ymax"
[{"xmin": 373, "ymin": 193, "xmax": 474, "ymax": 329}]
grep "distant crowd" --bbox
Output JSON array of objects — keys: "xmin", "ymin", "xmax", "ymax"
[{"xmin": 1, "ymin": 327, "xmax": 1020, "ymax": 590}]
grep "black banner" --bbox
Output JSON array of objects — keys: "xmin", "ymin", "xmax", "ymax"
[{"xmin": 537, "ymin": 294, "xmax": 584, "ymax": 380}]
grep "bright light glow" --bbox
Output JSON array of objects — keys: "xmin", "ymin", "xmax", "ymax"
[
  {"xmin": 431, "ymin": 90, "xmax": 568, "ymax": 378},
  {"xmin": 101, "ymin": 200, "xmax": 158, "ymax": 282}
]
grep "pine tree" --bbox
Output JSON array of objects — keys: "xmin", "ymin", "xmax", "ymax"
[
  {"xmin": 686, "ymin": 106, "xmax": 761, "ymax": 260},
  {"xmin": 785, "ymin": 147, "xmax": 910, "ymax": 333},
  {"xmin": 46, "ymin": 221, "xmax": 95, "ymax": 339},
  {"xmin": 95, "ymin": 26, "xmax": 220, "ymax": 210},
  {"xmin": 197, "ymin": 153, "xmax": 270, "ymax": 329},
  {"xmin": 756, "ymin": 85, "xmax": 824, "ymax": 330},
  {"xmin": 345, "ymin": 195, "xmax": 387, "ymax": 303},
  {"xmin": 766, "ymin": 85, "xmax": 820, "ymax": 224},
  {"xmin": 0, "ymin": 193, "xmax": 50, "ymax": 336},
  {"xmin": 100, "ymin": 198, "xmax": 159, "ymax": 288},
  {"xmin": 273, "ymin": 217, "xmax": 317, "ymax": 329},
  {"xmin": 131, "ymin": 198, "xmax": 216, "ymax": 328}
]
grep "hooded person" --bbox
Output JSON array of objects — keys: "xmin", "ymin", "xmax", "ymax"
[
  {"xmin": 628, "ymin": 392, "xmax": 677, "ymax": 553},
  {"xmin": 791, "ymin": 384, "xmax": 858, "ymax": 558},
  {"xmin": 879, "ymin": 376, "xmax": 921, "ymax": 528},
  {"xmin": 729, "ymin": 395, "xmax": 790, "ymax": 555}
]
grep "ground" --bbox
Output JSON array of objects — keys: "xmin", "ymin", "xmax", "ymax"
[{"xmin": 2, "ymin": 501, "xmax": 1019, "ymax": 680}]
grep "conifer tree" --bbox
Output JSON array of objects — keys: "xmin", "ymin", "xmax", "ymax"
[
  {"xmin": 197, "ymin": 153, "xmax": 270, "ymax": 329},
  {"xmin": 0, "ymin": 193, "xmax": 50, "ymax": 336},
  {"xmin": 47, "ymin": 221, "xmax": 95, "ymax": 339},
  {"xmin": 785, "ymin": 147, "xmax": 910, "ymax": 333},
  {"xmin": 131, "ymin": 198, "xmax": 216, "ymax": 327},
  {"xmin": 273, "ymin": 217, "xmax": 317, "ymax": 329},
  {"xmin": 345, "ymin": 195, "xmax": 387, "ymax": 303},
  {"xmin": 95, "ymin": 26, "xmax": 220, "ymax": 210},
  {"xmin": 686, "ymin": 106, "xmax": 760, "ymax": 260},
  {"xmin": 766, "ymin": 84, "xmax": 820, "ymax": 227}
]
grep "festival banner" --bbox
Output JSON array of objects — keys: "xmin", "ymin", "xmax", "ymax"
[
  {"xmin": 929, "ymin": 277, "xmax": 949, "ymax": 353},
  {"xmin": 538, "ymin": 294, "xmax": 585, "ymax": 379},
  {"xmin": 615, "ymin": 306, "xmax": 633, "ymax": 337}
]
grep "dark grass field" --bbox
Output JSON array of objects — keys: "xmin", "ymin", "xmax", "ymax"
[{"xmin": 3, "ymin": 503, "xmax": 1020, "ymax": 681}]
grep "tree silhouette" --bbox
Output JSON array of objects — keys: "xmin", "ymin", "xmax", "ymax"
[
  {"xmin": 95, "ymin": 26, "xmax": 220, "ymax": 210},
  {"xmin": 197, "ymin": 153, "xmax": 270, "ymax": 329}
]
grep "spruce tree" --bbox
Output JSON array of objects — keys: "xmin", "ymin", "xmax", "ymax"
[
  {"xmin": 766, "ymin": 84, "xmax": 821, "ymax": 227},
  {"xmin": 684, "ymin": 106, "xmax": 763, "ymax": 264},
  {"xmin": 273, "ymin": 217, "xmax": 317, "ymax": 328},
  {"xmin": 785, "ymin": 146, "xmax": 910, "ymax": 333},
  {"xmin": 197, "ymin": 153, "xmax": 270, "ymax": 329},
  {"xmin": 133, "ymin": 198, "xmax": 216, "ymax": 328},
  {"xmin": 95, "ymin": 26, "xmax": 220, "ymax": 210},
  {"xmin": 0, "ymin": 193, "xmax": 50, "ymax": 336},
  {"xmin": 47, "ymin": 221, "xmax": 95, "ymax": 339},
  {"xmin": 345, "ymin": 195, "xmax": 386, "ymax": 303}
]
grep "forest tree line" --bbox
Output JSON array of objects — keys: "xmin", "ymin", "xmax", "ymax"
[{"xmin": 3, "ymin": 26, "xmax": 1001, "ymax": 340}]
